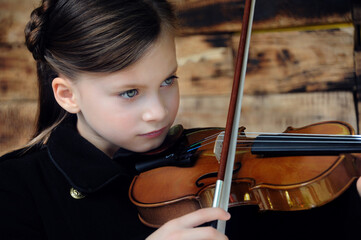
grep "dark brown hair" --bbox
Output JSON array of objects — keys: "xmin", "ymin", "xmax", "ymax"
[{"xmin": 24, "ymin": 0, "xmax": 176, "ymax": 146}]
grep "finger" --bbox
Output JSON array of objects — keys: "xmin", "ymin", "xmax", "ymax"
[
  {"xmin": 174, "ymin": 226, "xmax": 229, "ymax": 240},
  {"xmin": 171, "ymin": 208, "xmax": 231, "ymax": 229}
]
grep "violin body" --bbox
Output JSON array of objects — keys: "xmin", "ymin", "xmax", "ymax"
[{"xmin": 129, "ymin": 121, "xmax": 361, "ymax": 228}]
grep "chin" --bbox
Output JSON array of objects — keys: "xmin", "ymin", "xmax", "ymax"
[
  {"xmin": 128, "ymin": 142, "xmax": 160, "ymax": 154},
  {"xmin": 143, "ymin": 139, "xmax": 166, "ymax": 153},
  {"xmin": 128, "ymin": 132, "xmax": 168, "ymax": 153}
]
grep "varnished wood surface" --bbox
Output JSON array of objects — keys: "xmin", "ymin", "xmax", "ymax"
[{"xmin": 130, "ymin": 121, "xmax": 360, "ymax": 227}]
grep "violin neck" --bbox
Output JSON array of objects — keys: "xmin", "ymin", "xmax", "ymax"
[{"xmin": 251, "ymin": 134, "xmax": 361, "ymax": 155}]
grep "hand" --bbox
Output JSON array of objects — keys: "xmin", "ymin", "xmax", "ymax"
[
  {"xmin": 357, "ymin": 177, "xmax": 361, "ymax": 198},
  {"xmin": 146, "ymin": 208, "xmax": 231, "ymax": 240}
]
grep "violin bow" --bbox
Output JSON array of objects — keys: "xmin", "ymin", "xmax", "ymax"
[{"xmin": 212, "ymin": 0, "xmax": 256, "ymax": 233}]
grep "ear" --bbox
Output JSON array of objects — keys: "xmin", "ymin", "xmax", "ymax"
[{"xmin": 52, "ymin": 77, "xmax": 80, "ymax": 114}]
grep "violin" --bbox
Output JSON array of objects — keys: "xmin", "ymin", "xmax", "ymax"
[
  {"xmin": 129, "ymin": 0, "xmax": 361, "ymax": 230},
  {"xmin": 129, "ymin": 121, "xmax": 361, "ymax": 228}
]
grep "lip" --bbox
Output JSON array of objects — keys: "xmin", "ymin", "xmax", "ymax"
[{"xmin": 139, "ymin": 127, "xmax": 167, "ymax": 138}]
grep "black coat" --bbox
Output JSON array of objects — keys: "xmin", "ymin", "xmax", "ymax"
[
  {"xmin": 0, "ymin": 118, "xmax": 154, "ymax": 240},
  {"xmin": 1, "ymin": 118, "xmax": 361, "ymax": 239}
]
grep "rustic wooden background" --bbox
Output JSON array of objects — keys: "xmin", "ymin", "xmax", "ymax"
[{"xmin": 0, "ymin": 0, "xmax": 360, "ymax": 155}]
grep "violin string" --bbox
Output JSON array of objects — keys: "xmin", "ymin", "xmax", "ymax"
[
  {"xmin": 184, "ymin": 131, "xmax": 361, "ymax": 153},
  {"xmin": 187, "ymin": 144, "xmax": 361, "ymax": 152},
  {"xmin": 185, "ymin": 141, "xmax": 360, "ymax": 154},
  {"xmin": 233, "ymin": 140, "xmax": 361, "ymax": 144},
  {"xmin": 186, "ymin": 132, "xmax": 221, "ymax": 152},
  {"xmin": 234, "ymin": 147, "xmax": 361, "ymax": 151},
  {"xmin": 187, "ymin": 140, "xmax": 361, "ymax": 153},
  {"xmin": 185, "ymin": 143, "xmax": 360, "ymax": 154},
  {"xmin": 190, "ymin": 131, "xmax": 361, "ymax": 146},
  {"xmin": 187, "ymin": 132, "xmax": 220, "ymax": 148},
  {"xmin": 239, "ymin": 133, "xmax": 361, "ymax": 141}
]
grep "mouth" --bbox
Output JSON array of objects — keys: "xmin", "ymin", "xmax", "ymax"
[{"xmin": 139, "ymin": 127, "xmax": 167, "ymax": 138}]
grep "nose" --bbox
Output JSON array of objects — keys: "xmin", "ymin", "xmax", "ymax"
[{"xmin": 142, "ymin": 94, "xmax": 167, "ymax": 122}]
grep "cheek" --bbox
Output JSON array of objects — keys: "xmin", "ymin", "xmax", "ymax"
[
  {"xmin": 83, "ymin": 98, "xmax": 138, "ymax": 131},
  {"xmin": 104, "ymin": 105, "xmax": 139, "ymax": 128},
  {"xmin": 93, "ymin": 109, "xmax": 140, "ymax": 144},
  {"xmin": 167, "ymin": 88, "xmax": 180, "ymax": 118}
]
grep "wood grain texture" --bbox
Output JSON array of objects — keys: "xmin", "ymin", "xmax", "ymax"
[
  {"xmin": 240, "ymin": 27, "xmax": 355, "ymax": 94},
  {"xmin": 173, "ymin": 0, "xmax": 352, "ymax": 34},
  {"xmin": 0, "ymin": 0, "xmax": 38, "ymax": 154},
  {"xmin": 355, "ymin": 50, "xmax": 361, "ymax": 132},
  {"xmin": 0, "ymin": 43, "xmax": 37, "ymax": 100},
  {"xmin": 0, "ymin": 101, "xmax": 37, "ymax": 155},
  {"xmin": 175, "ymin": 91, "xmax": 357, "ymax": 133},
  {"xmin": 176, "ymin": 26, "xmax": 354, "ymax": 97},
  {"xmin": 176, "ymin": 34, "xmax": 234, "ymax": 96},
  {"xmin": 0, "ymin": 0, "xmax": 39, "ymax": 44},
  {"xmin": 0, "ymin": 0, "xmax": 358, "ymax": 154}
]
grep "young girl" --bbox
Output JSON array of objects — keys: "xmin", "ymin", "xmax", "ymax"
[
  {"xmin": 1, "ymin": 0, "xmax": 360, "ymax": 239},
  {"xmin": 0, "ymin": 0, "xmax": 230, "ymax": 239}
]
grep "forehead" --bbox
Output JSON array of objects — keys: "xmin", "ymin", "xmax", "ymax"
[{"xmin": 75, "ymin": 31, "xmax": 177, "ymax": 87}]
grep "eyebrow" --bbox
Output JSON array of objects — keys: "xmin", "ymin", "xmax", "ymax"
[{"xmin": 113, "ymin": 64, "xmax": 179, "ymax": 90}]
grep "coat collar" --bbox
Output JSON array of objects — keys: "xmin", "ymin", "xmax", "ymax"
[{"xmin": 47, "ymin": 116, "xmax": 138, "ymax": 194}]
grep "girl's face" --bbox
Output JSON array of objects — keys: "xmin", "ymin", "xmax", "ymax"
[{"xmin": 71, "ymin": 31, "xmax": 179, "ymax": 156}]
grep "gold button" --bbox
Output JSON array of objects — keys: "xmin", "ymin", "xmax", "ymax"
[{"xmin": 70, "ymin": 187, "xmax": 85, "ymax": 199}]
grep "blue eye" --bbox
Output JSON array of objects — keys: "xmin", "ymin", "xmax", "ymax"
[
  {"xmin": 161, "ymin": 75, "xmax": 178, "ymax": 87},
  {"xmin": 120, "ymin": 89, "xmax": 138, "ymax": 99}
]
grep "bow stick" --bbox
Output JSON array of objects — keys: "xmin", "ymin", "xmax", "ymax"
[{"xmin": 212, "ymin": 0, "xmax": 256, "ymax": 233}]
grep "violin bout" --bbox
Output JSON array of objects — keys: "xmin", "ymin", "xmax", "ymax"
[{"xmin": 129, "ymin": 121, "xmax": 361, "ymax": 228}]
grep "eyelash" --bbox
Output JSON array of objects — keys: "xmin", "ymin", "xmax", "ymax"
[
  {"xmin": 119, "ymin": 89, "xmax": 138, "ymax": 99},
  {"xmin": 161, "ymin": 75, "xmax": 178, "ymax": 87},
  {"xmin": 119, "ymin": 75, "xmax": 178, "ymax": 99}
]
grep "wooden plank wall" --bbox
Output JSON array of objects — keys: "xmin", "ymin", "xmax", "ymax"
[
  {"xmin": 0, "ymin": 0, "xmax": 358, "ymax": 155},
  {"xmin": 173, "ymin": 0, "xmax": 358, "ymax": 133},
  {"xmin": 0, "ymin": 0, "xmax": 39, "ymax": 155}
]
